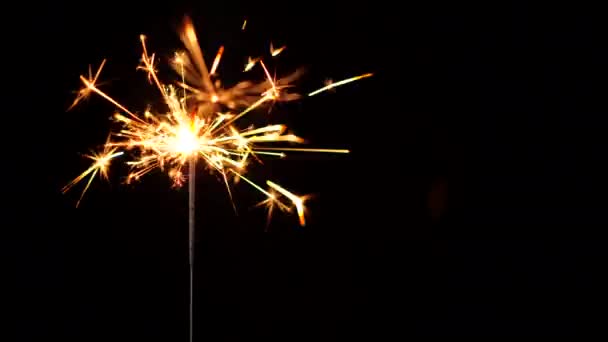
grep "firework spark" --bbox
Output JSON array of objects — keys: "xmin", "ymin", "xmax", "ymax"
[
  {"xmin": 64, "ymin": 16, "xmax": 370, "ymax": 225},
  {"xmin": 67, "ymin": 59, "xmax": 107, "ymax": 111},
  {"xmin": 62, "ymin": 135, "xmax": 123, "ymax": 207}
]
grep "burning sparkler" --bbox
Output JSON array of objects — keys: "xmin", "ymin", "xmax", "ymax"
[
  {"xmin": 65, "ymin": 17, "xmax": 370, "ymax": 220},
  {"xmin": 64, "ymin": 16, "xmax": 372, "ymax": 342}
]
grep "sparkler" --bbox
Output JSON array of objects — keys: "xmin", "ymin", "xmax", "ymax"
[{"xmin": 64, "ymin": 16, "xmax": 371, "ymax": 341}]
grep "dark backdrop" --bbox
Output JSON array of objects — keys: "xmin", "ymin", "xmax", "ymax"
[{"xmin": 5, "ymin": 1, "xmax": 608, "ymax": 339}]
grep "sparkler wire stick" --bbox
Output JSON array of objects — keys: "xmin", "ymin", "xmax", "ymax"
[{"xmin": 188, "ymin": 157, "xmax": 195, "ymax": 342}]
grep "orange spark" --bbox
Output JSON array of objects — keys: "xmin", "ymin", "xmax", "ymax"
[
  {"xmin": 270, "ymin": 42, "xmax": 286, "ymax": 57},
  {"xmin": 210, "ymin": 46, "xmax": 224, "ymax": 75},
  {"xmin": 68, "ymin": 59, "xmax": 107, "ymax": 111}
]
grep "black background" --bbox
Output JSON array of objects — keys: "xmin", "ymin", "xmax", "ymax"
[{"xmin": 6, "ymin": 1, "xmax": 608, "ymax": 339}]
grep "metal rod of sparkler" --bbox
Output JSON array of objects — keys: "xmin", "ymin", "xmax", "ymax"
[{"xmin": 188, "ymin": 157, "xmax": 196, "ymax": 342}]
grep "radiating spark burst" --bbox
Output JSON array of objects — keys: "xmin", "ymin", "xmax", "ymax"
[
  {"xmin": 64, "ymin": 16, "xmax": 370, "ymax": 225},
  {"xmin": 62, "ymin": 136, "xmax": 123, "ymax": 207},
  {"xmin": 255, "ymin": 188, "xmax": 291, "ymax": 229},
  {"xmin": 67, "ymin": 59, "xmax": 107, "ymax": 111}
]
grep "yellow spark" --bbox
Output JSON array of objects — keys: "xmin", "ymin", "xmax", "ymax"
[
  {"xmin": 68, "ymin": 59, "xmax": 107, "ymax": 111},
  {"xmin": 62, "ymin": 142, "xmax": 123, "ymax": 207},
  {"xmin": 270, "ymin": 42, "xmax": 286, "ymax": 57},
  {"xmin": 244, "ymin": 56, "xmax": 259, "ymax": 72},
  {"xmin": 242, "ymin": 19, "xmax": 247, "ymax": 31},
  {"xmin": 253, "ymin": 147, "xmax": 350, "ymax": 153},
  {"xmin": 308, "ymin": 73, "xmax": 374, "ymax": 96}
]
